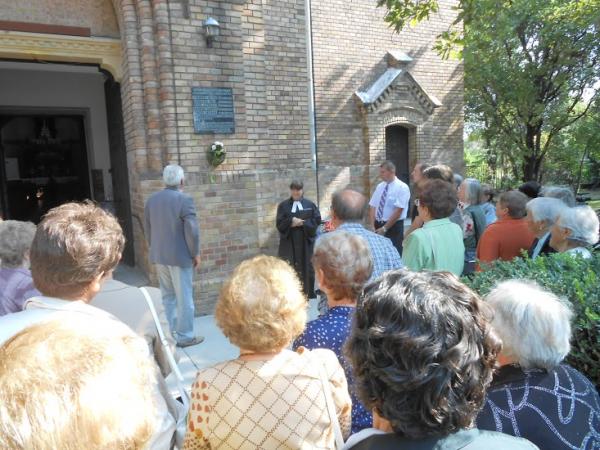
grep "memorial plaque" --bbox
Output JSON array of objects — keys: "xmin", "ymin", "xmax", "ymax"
[{"xmin": 192, "ymin": 87, "xmax": 235, "ymax": 134}]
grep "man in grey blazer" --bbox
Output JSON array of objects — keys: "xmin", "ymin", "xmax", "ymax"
[{"xmin": 144, "ymin": 164, "xmax": 202, "ymax": 347}]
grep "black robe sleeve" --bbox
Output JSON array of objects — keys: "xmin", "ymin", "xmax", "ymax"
[
  {"xmin": 301, "ymin": 198, "xmax": 321, "ymax": 240},
  {"xmin": 276, "ymin": 199, "xmax": 293, "ymax": 238}
]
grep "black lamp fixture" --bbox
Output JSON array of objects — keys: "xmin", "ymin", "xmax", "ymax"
[{"xmin": 202, "ymin": 17, "xmax": 220, "ymax": 48}]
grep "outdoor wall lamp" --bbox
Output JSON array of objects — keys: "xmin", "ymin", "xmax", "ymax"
[{"xmin": 202, "ymin": 17, "xmax": 220, "ymax": 48}]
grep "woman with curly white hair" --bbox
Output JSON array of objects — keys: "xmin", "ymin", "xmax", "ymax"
[
  {"xmin": 549, "ymin": 205, "xmax": 599, "ymax": 258},
  {"xmin": 0, "ymin": 220, "xmax": 40, "ymax": 315},
  {"xmin": 477, "ymin": 280, "xmax": 600, "ymax": 450}
]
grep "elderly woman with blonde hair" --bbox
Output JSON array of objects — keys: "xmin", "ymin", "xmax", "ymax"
[
  {"xmin": 0, "ymin": 220, "xmax": 40, "ymax": 316},
  {"xmin": 549, "ymin": 205, "xmax": 599, "ymax": 258},
  {"xmin": 0, "ymin": 316, "xmax": 159, "ymax": 450},
  {"xmin": 183, "ymin": 255, "xmax": 351, "ymax": 449},
  {"xmin": 477, "ymin": 280, "xmax": 600, "ymax": 450},
  {"xmin": 294, "ymin": 231, "xmax": 373, "ymax": 433}
]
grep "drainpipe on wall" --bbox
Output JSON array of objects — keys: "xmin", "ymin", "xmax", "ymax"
[{"xmin": 305, "ymin": 0, "xmax": 320, "ymax": 207}]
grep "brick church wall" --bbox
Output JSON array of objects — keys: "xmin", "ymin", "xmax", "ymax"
[
  {"xmin": 0, "ymin": 0, "xmax": 462, "ymax": 314},
  {"xmin": 0, "ymin": 0, "xmax": 120, "ymax": 38},
  {"xmin": 138, "ymin": 0, "xmax": 315, "ymax": 312},
  {"xmin": 310, "ymin": 0, "xmax": 464, "ymax": 200}
]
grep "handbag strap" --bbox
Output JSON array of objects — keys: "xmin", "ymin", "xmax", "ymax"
[
  {"xmin": 317, "ymin": 358, "xmax": 345, "ymax": 449},
  {"xmin": 139, "ymin": 287, "xmax": 189, "ymax": 409}
]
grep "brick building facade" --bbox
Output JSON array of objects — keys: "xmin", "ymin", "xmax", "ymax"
[{"xmin": 0, "ymin": 0, "xmax": 462, "ymax": 313}]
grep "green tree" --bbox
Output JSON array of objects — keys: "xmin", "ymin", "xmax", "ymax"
[
  {"xmin": 378, "ymin": 0, "xmax": 600, "ymax": 182},
  {"xmin": 542, "ymin": 103, "xmax": 600, "ymax": 189}
]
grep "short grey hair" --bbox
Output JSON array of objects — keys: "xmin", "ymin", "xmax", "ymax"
[
  {"xmin": 460, "ymin": 178, "xmax": 482, "ymax": 205},
  {"xmin": 498, "ymin": 190, "xmax": 529, "ymax": 218},
  {"xmin": 557, "ymin": 205, "xmax": 599, "ymax": 246},
  {"xmin": 380, "ymin": 160, "xmax": 396, "ymax": 173},
  {"xmin": 541, "ymin": 186, "xmax": 576, "ymax": 207},
  {"xmin": 163, "ymin": 164, "xmax": 185, "ymax": 186},
  {"xmin": 485, "ymin": 280, "xmax": 572, "ymax": 370},
  {"xmin": 526, "ymin": 197, "xmax": 566, "ymax": 225},
  {"xmin": 312, "ymin": 231, "xmax": 373, "ymax": 301},
  {"xmin": 0, "ymin": 220, "xmax": 37, "ymax": 268}
]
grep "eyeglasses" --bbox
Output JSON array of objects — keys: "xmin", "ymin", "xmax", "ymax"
[{"xmin": 414, "ymin": 198, "xmax": 420, "ymax": 207}]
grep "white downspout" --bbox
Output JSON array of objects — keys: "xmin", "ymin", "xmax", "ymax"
[{"xmin": 305, "ymin": 0, "xmax": 319, "ymax": 205}]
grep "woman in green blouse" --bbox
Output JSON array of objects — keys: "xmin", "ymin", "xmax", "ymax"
[{"xmin": 403, "ymin": 179, "xmax": 465, "ymax": 276}]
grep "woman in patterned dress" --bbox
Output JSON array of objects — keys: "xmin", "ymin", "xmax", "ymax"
[{"xmin": 182, "ymin": 255, "xmax": 351, "ymax": 450}]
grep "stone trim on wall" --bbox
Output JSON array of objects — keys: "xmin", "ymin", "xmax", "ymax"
[
  {"xmin": 356, "ymin": 61, "xmax": 442, "ymax": 177},
  {"xmin": 0, "ymin": 31, "xmax": 122, "ymax": 80}
]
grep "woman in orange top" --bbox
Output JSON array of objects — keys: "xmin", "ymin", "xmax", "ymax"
[{"xmin": 476, "ymin": 190, "xmax": 535, "ymax": 268}]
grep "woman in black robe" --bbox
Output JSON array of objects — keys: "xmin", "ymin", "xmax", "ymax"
[{"xmin": 276, "ymin": 180, "xmax": 321, "ymax": 298}]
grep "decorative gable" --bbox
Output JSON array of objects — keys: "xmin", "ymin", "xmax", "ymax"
[{"xmin": 354, "ymin": 51, "xmax": 442, "ymax": 115}]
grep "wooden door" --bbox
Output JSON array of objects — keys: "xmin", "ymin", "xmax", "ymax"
[{"xmin": 385, "ymin": 125, "xmax": 409, "ymax": 183}]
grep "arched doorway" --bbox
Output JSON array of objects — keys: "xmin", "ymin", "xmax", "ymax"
[{"xmin": 385, "ymin": 125, "xmax": 410, "ymax": 183}]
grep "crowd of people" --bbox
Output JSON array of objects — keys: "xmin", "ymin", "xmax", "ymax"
[{"xmin": 0, "ymin": 161, "xmax": 598, "ymax": 449}]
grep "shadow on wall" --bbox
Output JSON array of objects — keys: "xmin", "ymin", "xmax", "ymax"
[{"xmin": 428, "ymin": 71, "xmax": 464, "ymax": 171}]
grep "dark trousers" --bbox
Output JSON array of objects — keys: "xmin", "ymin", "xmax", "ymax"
[{"xmin": 375, "ymin": 219, "xmax": 404, "ymax": 256}]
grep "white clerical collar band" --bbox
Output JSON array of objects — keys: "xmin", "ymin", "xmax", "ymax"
[{"xmin": 291, "ymin": 201, "xmax": 304, "ymax": 213}]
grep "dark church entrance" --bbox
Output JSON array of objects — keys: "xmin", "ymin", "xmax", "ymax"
[
  {"xmin": 385, "ymin": 125, "xmax": 410, "ymax": 183},
  {"xmin": 0, "ymin": 61, "xmax": 135, "ymax": 265},
  {"xmin": 0, "ymin": 114, "xmax": 91, "ymax": 223}
]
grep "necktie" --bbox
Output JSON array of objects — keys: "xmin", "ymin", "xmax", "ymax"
[{"xmin": 376, "ymin": 183, "xmax": 389, "ymax": 221}]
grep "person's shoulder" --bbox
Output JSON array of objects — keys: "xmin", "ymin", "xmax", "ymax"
[
  {"xmin": 448, "ymin": 221, "xmax": 464, "ymax": 235},
  {"xmin": 297, "ymin": 315, "xmax": 331, "ymax": 343},
  {"xmin": 145, "ymin": 189, "xmax": 160, "ymax": 205},
  {"xmin": 345, "ymin": 433, "xmax": 402, "ymax": 450},
  {"xmin": 0, "ymin": 308, "xmax": 53, "ymax": 346},
  {"xmin": 372, "ymin": 181, "xmax": 385, "ymax": 191},
  {"xmin": 482, "ymin": 219, "xmax": 504, "ymax": 234},
  {"xmin": 372, "ymin": 231, "xmax": 396, "ymax": 246},
  {"xmin": 196, "ymin": 359, "xmax": 245, "ymax": 386},
  {"xmin": 470, "ymin": 429, "xmax": 539, "ymax": 449},
  {"xmin": 554, "ymin": 364, "xmax": 598, "ymax": 391},
  {"xmin": 393, "ymin": 178, "xmax": 410, "ymax": 190},
  {"xmin": 406, "ymin": 227, "xmax": 427, "ymax": 243},
  {"xmin": 305, "ymin": 347, "xmax": 341, "ymax": 370}
]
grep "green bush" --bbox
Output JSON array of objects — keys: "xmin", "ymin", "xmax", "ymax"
[{"xmin": 463, "ymin": 253, "xmax": 600, "ymax": 386}]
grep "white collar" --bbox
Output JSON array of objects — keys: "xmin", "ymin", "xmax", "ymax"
[{"xmin": 291, "ymin": 201, "xmax": 304, "ymax": 213}]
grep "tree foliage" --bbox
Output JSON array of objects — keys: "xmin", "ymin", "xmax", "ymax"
[{"xmin": 378, "ymin": 0, "xmax": 600, "ymax": 182}]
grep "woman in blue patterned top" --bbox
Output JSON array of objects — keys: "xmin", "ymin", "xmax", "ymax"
[{"xmin": 293, "ymin": 231, "xmax": 373, "ymax": 433}]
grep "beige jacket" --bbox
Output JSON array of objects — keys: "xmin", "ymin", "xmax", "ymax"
[{"xmin": 92, "ymin": 279, "xmax": 178, "ymax": 377}]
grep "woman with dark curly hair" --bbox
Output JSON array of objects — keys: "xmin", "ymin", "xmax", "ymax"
[{"xmin": 343, "ymin": 270, "xmax": 539, "ymax": 450}]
